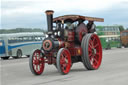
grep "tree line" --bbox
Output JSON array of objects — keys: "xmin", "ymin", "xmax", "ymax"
[
  {"xmin": 0, "ymin": 28, "xmax": 47, "ymax": 34},
  {"xmin": 0, "ymin": 25, "xmax": 127, "ymax": 34}
]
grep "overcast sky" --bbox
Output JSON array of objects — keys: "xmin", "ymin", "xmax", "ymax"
[{"xmin": 1, "ymin": 0, "xmax": 128, "ymax": 29}]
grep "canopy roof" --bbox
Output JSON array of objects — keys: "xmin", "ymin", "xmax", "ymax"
[{"xmin": 53, "ymin": 15, "xmax": 104, "ymax": 23}]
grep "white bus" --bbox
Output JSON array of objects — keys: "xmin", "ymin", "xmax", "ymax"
[{"xmin": 0, "ymin": 32, "xmax": 45, "ymax": 59}]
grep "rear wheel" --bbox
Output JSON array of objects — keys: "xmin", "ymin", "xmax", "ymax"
[
  {"xmin": 29, "ymin": 49, "xmax": 45, "ymax": 75},
  {"xmin": 81, "ymin": 34, "xmax": 102, "ymax": 70},
  {"xmin": 56, "ymin": 48, "xmax": 71, "ymax": 75}
]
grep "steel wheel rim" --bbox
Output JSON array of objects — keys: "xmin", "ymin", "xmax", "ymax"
[
  {"xmin": 60, "ymin": 49, "xmax": 71, "ymax": 74},
  {"xmin": 88, "ymin": 34, "xmax": 102, "ymax": 69},
  {"xmin": 32, "ymin": 50, "xmax": 44, "ymax": 74}
]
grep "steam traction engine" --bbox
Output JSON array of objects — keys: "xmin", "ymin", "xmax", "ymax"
[{"xmin": 29, "ymin": 10, "xmax": 104, "ymax": 75}]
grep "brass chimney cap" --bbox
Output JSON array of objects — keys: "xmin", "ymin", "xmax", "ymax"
[{"xmin": 45, "ymin": 10, "xmax": 54, "ymax": 15}]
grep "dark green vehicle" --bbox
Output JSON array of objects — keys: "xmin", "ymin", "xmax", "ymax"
[{"xmin": 96, "ymin": 26, "xmax": 121, "ymax": 49}]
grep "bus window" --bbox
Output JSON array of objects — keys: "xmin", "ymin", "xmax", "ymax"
[
  {"xmin": 35, "ymin": 36, "xmax": 41, "ymax": 41},
  {"xmin": 104, "ymin": 27, "xmax": 107, "ymax": 31},
  {"xmin": 19, "ymin": 37, "xmax": 23, "ymax": 42},
  {"xmin": 34, "ymin": 37, "xmax": 37, "ymax": 41},
  {"xmin": 23, "ymin": 37, "xmax": 28, "ymax": 42},
  {"xmin": 28, "ymin": 37, "xmax": 32, "ymax": 41},
  {"xmin": 112, "ymin": 28, "xmax": 114, "ymax": 31},
  {"xmin": 8, "ymin": 38, "xmax": 15, "ymax": 44},
  {"xmin": 41, "ymin": 36, "xmax": 44, "ymax": 40}
]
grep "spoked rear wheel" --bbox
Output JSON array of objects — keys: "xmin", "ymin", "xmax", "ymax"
[
  {"xmin": 81, "ymin": 34, "xmax": 102, "ymax": 70},
  {"xmin": 56, "ymin": 48, "xmax": 71, "ymax": 75},
  {"xmin": 29, "ymin": 49, "xmax": 45, "ymax": 75}
]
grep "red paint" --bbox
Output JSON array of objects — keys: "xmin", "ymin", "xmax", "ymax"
[
  {"xmin": 88, "ymin": 34, "xmax": 102, "ymax": 69},
  {"xmin": 68, "ymin": 31, "xmax": 75, "ymax": 41},
  {"xmin": 32, "ymin": 50, "xmax": 45, "ymax": 75},
  {"xmin": 68, "ymin": 47, "xmax": 82, "ymax": 56},
  {"xmin": 57, "ymin": 38, "xmax": 65, "ymax": 48},
  {"xmin": 60, "ymin": 49, "xmax": 71, "ymax": 74},
  {"xmin": 43, "ymin": 40, "xmax": 52, "ymax": 51}
]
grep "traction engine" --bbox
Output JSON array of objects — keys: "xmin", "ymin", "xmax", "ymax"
[{"xmin": 29, "ymin": 10, "xmax": 104, "ymax": 75}]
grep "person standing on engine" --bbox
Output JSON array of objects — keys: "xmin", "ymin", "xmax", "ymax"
[{"xmin": 87, "ymin": 21, "xmax": 96, "ymax": 33}]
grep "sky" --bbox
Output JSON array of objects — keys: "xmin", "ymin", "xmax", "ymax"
[{"xmin": 0, "ymin": 0, "xmax": 128, "ymax": 29}]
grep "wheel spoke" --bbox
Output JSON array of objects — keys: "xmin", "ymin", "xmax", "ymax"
[
  {"xmin": 61, "ymin": 65, "xmax": 65, "ymax": 71},
  {"xmin": 60, "ymin": 60, "xmax": 65, "ymax": 64},
  {"xmin": 88, "ymin": 46, "xmax": 92, "ymax": 52},
  {"xmin": 61, "ymin": 54, "xmax": 65, "ymax": 60},
  {"xmin": 96, "ymin": 53, "xmax": 100, "ymax": 56},
  {"xmin": 90, "ymin": 39, "xmax": 93, "ymax": 45},
  {"xmin": 33, "ymin": 60, "xmax": 36, "ymax": 64},
  {"xmin": 35, "ymin": 55, "xmax": 37, "ymax": 61},
  {"xmin": 36, "ymin": 65, "xmax": 38, "ymax": 71},
  {"xmin": 90, "ymin": 57, "xmax": 94, "ymax": 65},
  {"xmin": 89, "ymin": 42, "xmax": 93, "ymax": 49},
  {"xmin": 94, "ymin": 43, "xmax": 99, "ymax": 48},
  {"xmin": 89, "ymin": 39, "xmax": 95, "ymax": 49},
  {"xmin": 89, "ymin": 53, "xmax": 92, "ymax": 57},
  {"xmin": 93, "ymin": 58, "xmax": 98, "ymax": 64},
  {"xmin": 92, "ymin": 37, "xmax": 96, "ymax": 43},
  {"xmin": 60, "ymin": 54, "xmax": 65, "ymax": 64},
  {"xmin": 90, "ymin": 56, "xmax": 98, "ymax": 65}
]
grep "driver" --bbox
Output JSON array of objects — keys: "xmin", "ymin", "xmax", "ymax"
[{"xmin": 87, "ymin": 21, "xmax": 96, "ymax": 33}]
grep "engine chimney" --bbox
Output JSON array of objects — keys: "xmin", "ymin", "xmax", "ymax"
[{"xmin": 45, "ymin": 10, "xmax": 54, "ymax": 33}]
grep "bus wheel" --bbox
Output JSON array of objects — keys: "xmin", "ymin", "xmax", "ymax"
[
  {"xmin": 13, "ymin": 49, "xmax": 22, "ymax": 59},
  {"xmin": 29, "ymin": 49, "xmax": 45, "ymax": 75},
  {"xmin": 81, "ymin": 34, "xmax": 102, "ymax": 70},
  {"xmin": 1, "ymin": 56, "xmax": 9, "ymax": 60},
  {"xmin": 17, "ymin": 49, "xmax": 22, "ymax": 58}
]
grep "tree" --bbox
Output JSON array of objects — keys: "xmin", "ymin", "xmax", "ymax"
[{"xmin": 119, "ymin": 25, "xmax": 124, "ymax": 32}]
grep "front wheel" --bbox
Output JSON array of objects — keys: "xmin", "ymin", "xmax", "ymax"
[
  {"xmin": 29, "ymin": 49, "xmax": 45, "ymax": 75},
  {"xmin": 13, "ymin": 49, "xmax": 22, "ymax": 59},
  {"xmin": 56, "ymin": 48, "xmax": 71, "ymax": 75},
  {"xmin": 81, "ymin": 34, "xmax": 102, "ymax": 70}
]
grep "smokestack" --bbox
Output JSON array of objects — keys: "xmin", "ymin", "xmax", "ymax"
[{"xmin": 45, "ymin": 10, "xmax": 54, "ymax": 33}]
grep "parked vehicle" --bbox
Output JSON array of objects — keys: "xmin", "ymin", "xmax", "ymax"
[
  {"xmin": 0, "ymin": 32, "xmax": 44, "ymax": 59},
  {"xmin": 29, "ymin": 10, "xmax": 104, "ymax": 75},
  {"xmin": 121, "ymin": 30, "xmax": 128, "ymax": 48},
  {"xmin": 96, "ymin": 26, "xmax": 121, "ymax": 49}
]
